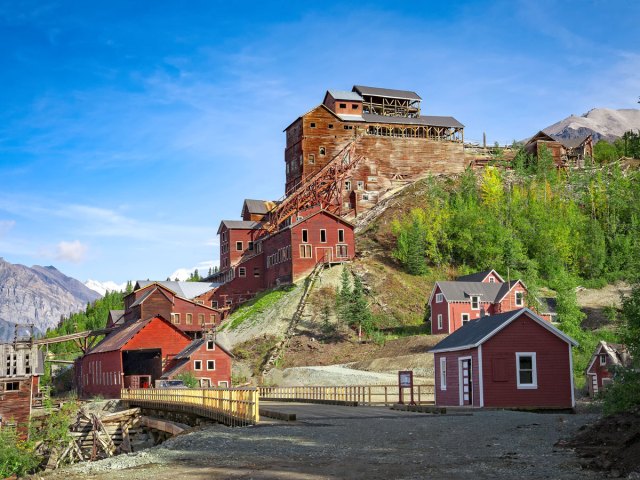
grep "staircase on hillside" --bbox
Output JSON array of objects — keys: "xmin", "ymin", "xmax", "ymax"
[{"xmin": 261, "ymin": 261, "xmax": 327, "ymax": 376}]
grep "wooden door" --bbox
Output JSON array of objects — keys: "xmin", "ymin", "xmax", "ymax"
[
  {"xmin": 459, "ymin": 358, "xmax": 473, "ymax": 406},
  {"xmin": 316, "ymin": 247, "xmax": 333, "ymax": 264}
]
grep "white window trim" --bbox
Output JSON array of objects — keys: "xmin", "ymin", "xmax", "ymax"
[
  {"xmin": 238, "ymin": 267, "xmax": 246, "ymax": 277},
  {"xmin": 236, "ymin": 241, "xmax": 243, "ymax": 251},
  {"xmin": 516, "ymin": 352, "xmax": 538, "ymax": 389},
  {"xmin": 194, "ymin": 360, "xmax": 202, "ymax": 371},
  {"xmin": 489, "ymin": 277, "xmax": 495, "ymax": 283},
  {"xmin": 599, "ymin": 354, "xmax": 607, "ymax": 366},
  {"xmin": 440, "ymin": 357, "xmax": 447, "ymax": 391},
  {"xmin": 207, "ymin": 360, "xmax": 216, "ymax": 371},
  {"xmin": 515, "ymin": 291, "xmax": 524, "ymax": 307},
  {"xmin": 471, "ymin": 295, "xmax": 480, "ymax": 310},
  {"xmin": 206, "ymin": 340, "xmax": 216, "ymax": 351},
  {"xmin": 436, "ymin": 293, "xmax": 443, "ymax": 303},
  {"xmin": 218, "ymin": 381, "xmax": 229, "ymax": 388},
  {"xmin": 320, "ymin": 229, "xmax": 327, "ymax": 243},
  {"xmin": 437, "ymin": 314, "xmax": 443, "ymax": 330},
  {"xmin": 461, "ymin": 313, "xmax": 470, "ymax": 324}
]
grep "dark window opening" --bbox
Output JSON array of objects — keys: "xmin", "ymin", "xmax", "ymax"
[
  {"xmin": 302, "ymin": 229, "xmax": 308, "ymax": 243},
  {"xmin": 319, "ymin": 147, "xmax": 326, "ymax": 155},
  {"xmin": 310, "ymin": 122, "xmax": 316, "ymax": 128},
  {"xmin": 338, "ymin": 229, "xmax": 345, "ymax": 243},
  {"xmin": 351, "ymin": 104, "xmax": 358, "ymax": 110},
  {"xmin": 320, "ymin": 229, "xmax": 327, "ymax": 243},
  {"xmin": 328, "ymin": 124, "xmax": 334, "ymax": 129},
  {"xmin": 339, "ymin": 103, "xmax": 347, "ymax": 108}
]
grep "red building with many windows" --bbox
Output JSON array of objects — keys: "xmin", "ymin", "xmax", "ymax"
[{"xmin": 431, "ymin": 308, "xmax": 577, "ymax": 409}]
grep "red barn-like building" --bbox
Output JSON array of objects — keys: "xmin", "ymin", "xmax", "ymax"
[
  {"xmin": 431, "ymin": 308, "xmax": 577, "ymax": 409},
  {"xmin": 76, "ymin": 315, "xmax": 232, "ymax": 399},
  {"xmin": 585, "ymin": 341, "xmax": 632, "ymax": 396}
]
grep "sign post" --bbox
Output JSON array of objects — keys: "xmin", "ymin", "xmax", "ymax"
[{"xmin": 398, "ymin": 370, "xmax": 415, "ymax": 405}]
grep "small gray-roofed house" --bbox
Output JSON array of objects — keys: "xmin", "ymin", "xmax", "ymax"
[
  {"xmin": 455, "ymin": 269, "xmax": 504, "ymax": 283},
  {"xmin": 430, "ymin": 308, "xmax": 577, "ymax": 353},
  {"xmin": 217, "ymin": 220, "xmax": 263, "ymax": 234},
  {"xmin": 353, "ymin": 85, "xmax": 422, "ymax": 101},
  {"xmin": 325, "ymin": 90, "xmax": 363, "ymax": 102}
]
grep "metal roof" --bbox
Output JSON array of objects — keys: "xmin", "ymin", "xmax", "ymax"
[
  {"xmin": 175, "ymin": 338, "xmax": 205, "ymax": 359},
  {"xmin": 88, "ymin": 317, "xmax": 153, "ymax": 354},
  {"xmin": 326, "ymin": 90, "xmax": 363, "ymax": 101},
  {"xmin": 337, "ymin": 114, "xmax": 366, "ymax": 122},
  {"xmin": 108, "ymin": 310, "xmax": 125, "ymax": 327},
  {"xmin": 217, "ymin": 220, "xmax": 263, "ymax": 234},
  {"xmin": 430, "ymin": 308, "xmax": 577, "ymax": 353},
  {"xmin": 362, "ymin": 113, "xmax": 464, "ymax": 128},
  {"xmin": 550, "ymin": 134, "xmax": 591, "ymax": 149},
  {"xmin": 242, "ymin": 199, "xmax": 276, "ymax": 216},
  {"xmin": 129, "ymin": 287, "xmax": 159, "ymax": 308},
  {"xmin": 455, "ymin": 269, "xmax": 504, "ymax": 283},
  {"xmin": 135, "ymin": 281, "xmax": 220, "ymax": 300},
  {"xmin": 436, "ymin": 281, "xmax": 504, "ymax": 302},
  {"xmin": 353, "ymin": 85, "xmax": 421, "ymax": 101}
]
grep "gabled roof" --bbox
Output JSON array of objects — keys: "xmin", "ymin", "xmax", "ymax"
[
  {"xmin": 433, "ymin": 281, "xmax": 504, "ymax": 303},
  {"xmin": 160, "ymin": 337, "xmax": 234, "ymax": 379},
  {"xmin": 108, "ymin": 310, "xmax": 125, "ymax": 327},
  {"xmin": 455, "ymin": 269, "xmax": 504, "ymax": 283},
  {"xmin": 551, "ymin": 134, "xmax": 592, "ymax": 149},
  {"xmin": 586, "ymin": 340, "xmax": 633, "ymax": 374},
  {"xmin": 136, "ymin": 281, "xmax": 220, "ymax": 300},
  {"xmin": 526, "ymin": 130, "xmax": 558, "ymax": 146},
  {"xmin": 430, "ymin": 308, "xmax": 578, "ymax": 353},
  {"xmin": 324, "ymin": 90, "xmax": 363, "ymax": 102},
  {"xmin": 129, "ymin": 286, "xmax": 172, "ymax": 308},
  {"xmin": 353, "ymin": 85, "xmax": 421, "ymax": 101},
  {"xmin": 242, "ymin": 199, "xmax": 279, "ymax": 216},
  {"xmin": 217, "ymin": 220, "xmax": 263, "ymax": 234},
  {"xmin": 362, "ymin": 113, "xmax": 464, "ymax": 128}
]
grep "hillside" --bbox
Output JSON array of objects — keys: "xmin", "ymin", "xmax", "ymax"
[
  {"xmin": 542, "ymin": 108, "xmax": 640, "ymax": 143},
  {"xmin": 0, "ymin": 258, "xmax": 101, "ymax": 341}
]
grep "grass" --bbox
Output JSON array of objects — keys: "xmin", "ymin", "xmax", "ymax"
[{"xmin": 220, "ymin": 285, "xmax": 295, "ymax": 331}]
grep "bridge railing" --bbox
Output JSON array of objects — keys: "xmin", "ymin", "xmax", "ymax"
[
  {"xmin": 121, "ymin": 387, "xmax": 259, "ymax": 426},
  {"xmin": 259, "ymin": 384, "xmax": 434, "ymax": 406}
]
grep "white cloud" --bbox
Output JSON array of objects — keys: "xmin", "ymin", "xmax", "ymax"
[
  {"xmin": 168, "ymin": 260, "xmax": 219, "ymax": 281},
  {"xmin": 55, "ymin": 240, "xmax": 88, "ymax": 263}
]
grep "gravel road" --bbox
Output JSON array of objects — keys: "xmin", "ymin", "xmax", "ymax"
[{"xmin": 43, "ymin": 404, "xmax": 602, "ymax": 480}]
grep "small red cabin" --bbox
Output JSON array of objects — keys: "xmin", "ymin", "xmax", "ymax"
[
  {"xmin": 161, "ymin": 337, "xmax": 234, "ymax": 388},
  {"xmin": 431, "ymin": 308, "xmax": 577, "ymax": 409},
  {"xmin": 585, "ymin": 341, "xmax": 632, "ymax": 396}
]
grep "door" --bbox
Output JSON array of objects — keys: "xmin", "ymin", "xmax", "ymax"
[
  {"xmin": 459, "ymin": 358, "xmax": 473, "ymax": 406},
  {"xmin": 591, "ymin": 374, "xmax": 598, "ymax": 395},
  {"xmin": 316, "ymin": 247, "xmax": 333, "ymax": 264}
]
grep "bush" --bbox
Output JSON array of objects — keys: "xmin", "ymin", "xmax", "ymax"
[
  {"xmin": 175, "ymin": 371, "xmax": 199, "ymax": 388},
  {"xmin": 0, "ymin": 428, "xmax": 39, "ymax": 478}
]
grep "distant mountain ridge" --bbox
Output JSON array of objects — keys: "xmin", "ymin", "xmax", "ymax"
[
  {"xmin": 85, "ymin": 279, "xmax": 126, "ymax": 296},
  {"xmin": 542, "ymin": 108, "xmax": 640, "ymax": 143},
  {"xmin": 0, "ymin": 258, "xmax": 101, "ymax": 341}
]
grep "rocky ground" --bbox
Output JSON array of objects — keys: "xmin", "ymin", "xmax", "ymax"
[{"xmin": 40, "ymin": 405, "xmax": 611, "ymax": 480}]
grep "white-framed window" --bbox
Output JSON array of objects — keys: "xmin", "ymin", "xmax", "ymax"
[
  {"xmin": 218, "ymin": 381, "xmax": 229, "ymax": 388},
  {"xmin": 440, "ymin": 357, "xmax": 447, "ymax": 390},
  {"xmin": 338, "ymin": 229, "xmax": 345, "ymax": 243},
  {"xmin": 515, "ymin": 291, "xmax": 524, "ymax": 306},
  {"xmin": 356, "ymin": 180, "xmax": 364, "ymax": 190},
  {"xmin": 302, "ymin": 229, "xmax": 308, "ymax": 243},
  {"xmin": 437, "ymin": 314, "xmax": 443, "ymax": 330},
  {"xmin": 462, "ymin": 313, "xmax": 470, "ymax": 325},
  {"xmin": 300, "ymin": 244, "xmax": 312, "ymax": 258},
  {"xmin": 489, "ymin": 277, "xmax": 495, "ymax": 283},
  {"xmin": 471, "ymin": 295, "xmax": 480, "ymax": 310},
  {"xmin": 239, "ymin": 267, "xmax": 246, "ymax": 277},
  {"xmin": 599, "ymin": 354, "xmax": 607, "ymax": 366},
  {"xmin": 516, "ymin": 352, "xmax": 537, "ymax": 389},
  {"xmin": 336, "ymin": 245, "xmax": 348, "ymax": 258},
  {"xmin": 309, "ymin": 154, "xmax": 315, "ymax": 164},
  {"xmin": 194, "ymin": 360, "xmax": 202, "ymax": 371},
  {"xmin": 345, "ymin": 180, "xmax": 352, "ymax": 191},
  {"xmin": 320, "ymin": 229, "xmax": 327, "ymax": 243},
  {"xmin": 186, "ymin": 313, "xmax": 193, "ymax": 325},
  {"xmin": 211, "ymin": 300, "xmax": 218, "ymax": 308},
  {"xmin": 236, "ymin": 241, "xmax": 243, "ymax": 251},
  {"xmin": 436, "ymin": 293, "xmax": 443, "ymax": 303},
  {"xmin": 254, "ymin": 267, "xmax": 260, "ymax": 277},
  {"xmin": 207, "ymin": 340, "xmax": 215, "ymax": 351},
  {"xmin": 198, "ymin": 313, "xmax": 205, "ymax": 324},
  {"xmin": 171, "ymin": 313, "xmax": 181, "ymax": 324},
  {"xmin": 207, "ymin": 360, "xmax": 216, "ymax": 371}
]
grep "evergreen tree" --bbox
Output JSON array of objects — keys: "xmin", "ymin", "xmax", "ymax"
[{"xmin": 335, "ymin": 267, "xmax": 352, "ymax": 323}]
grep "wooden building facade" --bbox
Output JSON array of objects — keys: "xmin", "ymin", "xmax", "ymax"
[{"xmin": 524, "ymin": 131, "xmax": 594, "ymax": 168}]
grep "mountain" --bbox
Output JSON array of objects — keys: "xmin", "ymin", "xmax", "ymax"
[
  {"xmin": 85, "ymin": 279, "xmax": 126, "ymax": 296},
  {"xmin": 0, "ymin": 258, "xmax": 101, "ymax": 341},
  {"xmin": 542, "ymin": 108, "xmax": 640, "ymax": 143}
]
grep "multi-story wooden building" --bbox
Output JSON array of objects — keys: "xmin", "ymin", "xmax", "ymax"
[
  {"xmin": 0, "ymin": 337, "xmax": 43, "ymax": 432},
  {"xmin": 524, "ymin": 131, "xmax": 594, "ymax": 168},
  {"xmin": 284, "ymin": 85, "xmax": 465, "ymax": 213}
]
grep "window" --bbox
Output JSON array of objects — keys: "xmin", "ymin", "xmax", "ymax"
[
  {"xmin": 194, "ymin": 360, "xmax": 202, "ymax": 371},
  {"xmin": 225, "ymin": 300, "xmax": 233, "ymax": 306},
  {"xmin": 440, "ymin": 358, "xmax": 447, "ymax": 390},
  {"xmin": 207, "ymin": 340, "xmax": 215, "ymax": 351},
  {"xmin": 248, "ymin": 241, "xmax": 254, "ymax": 251},
  {"xmin": 4, "ymin": 381, "xmax": 19, "ymax": 392},
  {"xmin": 239, "ymin": 267, "xmax": 246, "ymax": 277},
  {"xmin": 435, "ymin": 293, "xmax": 443, "ymax": 303},
  {"xmin": 600, "ymin": 354, "xmax": 607, "ymax": 366},
  {"xmin": 351, "ymin": 104, "xmax": 358, "ymax": 110},
  {"xmin": 198, "ymin": 313, "xmax": 205, "ymax": 325},
  {"xmin": 320, "ymin": 229, "xmax": 327, "ymax": 243},
  {"xmin": 336, "ymin": 245, "xmax": 348, "ymax": 258},
  {"xmin": 302, "ymin": 229, "xmax": 308, "ymax": 243},
  {"xmin": 344, "ymin": 125, "xmax": 353, "ymax": 130},
  {"xmin": 339, "ymin": 103, "xmax": 347, "ymax": 108},
  {"xmin": 319, "ymin": 147, "xmax": 326, "ymax": 155},
  {"xmin": 186, "ymin": 313, "xmax": 193, "ymax": 325},
  {"xmin": 218, "ymin": 381, "xmax": 229, "ymax": 388},
  {"xmin": 254, "ymin": 267, "xmax": 261, "ymax": 277},
  {"xmin": 308, "ymin": 154, "xmax": 315, "ymax": 164},
  {"xmin": 489, "ymin": 277, "xmax": 495, "ymax": 283},
  {"xmin": 310, "ymin": 122, "xmax": 316, "ymax": 128},
  {"xmin": 172, "ymin": 313, "xmax": 181, "ymax": 324},
  {"xmin": 196, "ymin": 300, "xmax": 204, "ymax": 305},
  {"xmin": 462, "ymin": 313, "xmax": 470, "ymax": 325},
  {"xmin": 236, "ymin": 241, "xmax": 243, "ymax": 251},
  {"xmin": 300, "ymin": 244, "xmax": 312, "ymax": 258},
  {"xmin": 328, "ymin": 124, "xmax": 334, "ymax": 129},
  {"xmin": 516, "ymin": 353, "xmax": 537, "ymax": 389},
  {"xmin": 367, "ymin": 176, "xmax": 377, "ymax": 182},
  {"xmin": 362, "ymin": 194, "xmax": 369, "ymax": 201},
  {"xmin": 356, "ymin": 180, "xmax": 364, "ymax": 190},
  {"xmin": 207, "ymin": 360, "xmax": 216, "ymax": 371},
  {"xmin": 437, "ymin": 314, "xmax": 443, "ymax": 330},
  {"xmin": 471, "ymin": 295, "xmax": 480, "ymax": 310},
  {"xmin": 210, "ymin": 314, "xmax": 216, "ymax": 323},
  {"xmin": 515, "ymin": 291, "xmax": 524, "ymax": 307},
  {"xmin": 211, "ymin": 300, "xmax": 218, "ymax": 308},
  {"xmin": 338, "ymin": 229, "xmax": 345, "ymax": 243},
  {"xmin": 345, "ymin": 181, "xmax": 351, "ymax": 191}
]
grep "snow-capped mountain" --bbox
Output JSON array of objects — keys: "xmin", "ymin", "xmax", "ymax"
[{"xmin": 84, "ymin": 279, "xmax": 127, "ymax": 296}]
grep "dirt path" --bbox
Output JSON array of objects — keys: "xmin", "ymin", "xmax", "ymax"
[{"xmin": 45, "ymin": 407, "xmax": 601, "ymax": 480}]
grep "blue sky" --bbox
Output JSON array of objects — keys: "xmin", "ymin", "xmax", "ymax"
[{"xmin": 0, "ymin": 0, "xmax": 638, "ymax": 285}]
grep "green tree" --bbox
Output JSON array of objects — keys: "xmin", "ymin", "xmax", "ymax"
[{"xmin": 593, "ymin": 140, "xmax": 619, "ymax": 164}]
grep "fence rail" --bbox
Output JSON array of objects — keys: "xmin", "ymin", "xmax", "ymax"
[
  {"xmin": 259, "ymin": 384, "xmax": 434, "ymax": 406},
  {"xmin": 121, "ymin": 388, "xmax": 259, "ymax": 426}
]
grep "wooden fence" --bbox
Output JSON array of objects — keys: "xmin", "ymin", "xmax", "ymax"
[
  {"xmin": 259, "ymin": 384, "xmax": 434, "ymax": 406},
  {"xmin": 121, "ymin": 388, "xmax": 259, "ymax": 426}
]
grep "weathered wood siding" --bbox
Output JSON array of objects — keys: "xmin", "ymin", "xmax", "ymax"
[{"xmin": 0, "ymin": 377, "xmax": 33, "ymax": 431}]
